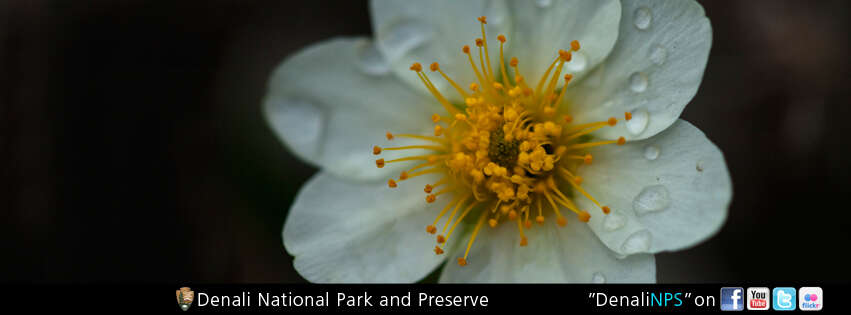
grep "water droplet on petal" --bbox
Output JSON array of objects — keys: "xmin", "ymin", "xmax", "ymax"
[
  {"xmin": 376, "ymin": 20, "xmax": 434, "ymax": 61},
  {"xmin": 485, "ymin": 3, "xmax": 508, "ymax": 27},
  {"xmin": 632, "ymin": 185, "xmax": 671, "ymax": 215},
  {"xmin": 649, "ymin": 45, "xmax": 667, "ymax": 66},
  {"xmin": 356, "ymin": 41, "xmax": 390, "ymax": 76},
  {"xmin": 634, "ymin": 7, "xmax": 652, "ymax": 30},
  {"xmin": 643, "ymin": 145, "xmax": 660, "ymax": 160},
  {"xmin": 535, "ymin": 0, "xmax": 552, "ymax": 8},
  {"xmin": 621, "ymin": 230, "xmax": 651, "ymax": 254},
  {"xmin": 625, "ymin": 109, "xmax": 649, "ymax": 135},
  {"xmin": 603, "ymin": 211, "xmax": 626, "ymax": 231},
  {"xmin": 629, "ymin": 72, "xmax": 648, "ymax": 93},
  {"xmin": 591, "ymin": 272, "xmax": 606, "ymax": 283},
  {"xmin": 566, "ymin": 51, "xmax": 587, "ymax": 72},
  {"xmin": 696, "ymin": 160, "xmax": 704, "ymax": 172}
]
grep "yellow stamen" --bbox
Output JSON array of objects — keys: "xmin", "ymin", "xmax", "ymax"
[{"xmin": 458, "ymin": 210, "xmax": 488, "ymax": 266}]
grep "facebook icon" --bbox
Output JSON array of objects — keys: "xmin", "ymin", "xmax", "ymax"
[{"xmin": 721, "ymin": 287, "xmax": 744, "ymax": 311}]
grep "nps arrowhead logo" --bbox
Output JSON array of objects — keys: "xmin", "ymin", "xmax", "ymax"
[{"xmin": 176, "ymin": 287, "xmax": 195, "ymax": 311}]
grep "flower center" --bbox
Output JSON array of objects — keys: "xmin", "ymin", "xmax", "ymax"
[{"xmin": 373, "ymin": 16, "xmax": 629, "ymax": 267}]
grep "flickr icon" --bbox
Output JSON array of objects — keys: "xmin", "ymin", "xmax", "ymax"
[
  {"xmin": 747, "ymin": 287, "xmax": 770, "ymax": 310},
  {"xmin": 799, "ymin": 287, "xmax": 823, "ymax": 311}
]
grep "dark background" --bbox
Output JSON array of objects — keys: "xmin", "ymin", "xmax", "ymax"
[{"xmin": 2, "ymin": 0, "xmax": 849, "ymax": 283}]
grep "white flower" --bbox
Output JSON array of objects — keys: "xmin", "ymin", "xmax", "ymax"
[{"xmin": 264, "ymin": 0, "xmax": 731, "ymax": 283}]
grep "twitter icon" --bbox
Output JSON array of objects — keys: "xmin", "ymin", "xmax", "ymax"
[{"xmin": 773, "ymin": 287, "xmax": 796, "ymax": 311}]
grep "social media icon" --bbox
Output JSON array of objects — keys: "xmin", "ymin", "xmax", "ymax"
[
  {"xmin": 799, "ymin": 287, "xmax": 823, "ymax": 311},
  {"xmin": 747, "ymin": 287, "xmax": 770, "ymax": 310},
  {"xmin": 721, "ymin": 287, "xmax": 744, "ymax": 311},
  {"xmin": 773, "ymin": 287, "xmax": 797, "ymax": 311}
]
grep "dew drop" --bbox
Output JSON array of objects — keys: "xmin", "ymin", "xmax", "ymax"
[
  {"xmin": 535, "ymin": 0, "xmax": 552, "ymax": 8},
  {"xmin": 484, "ymin": 1, "xmax": 508, "ymax": 26},
  {"xmin": 629, "ymin": 72, "xmax": 648, "ymax": 93},
  {"xmin": 603, "ymin": 211, "xmax": 626, "ymax": 231},
  {"xmin": 633, "ymin": 7, "xmax": 652, "ymax": 30},
  {"xmin": 356, "ymin": 41, "xmax": 390, "ymax": 76},
  {"xmin": 376, "ymin": 20, "xmax": 434, "ymax": 61},
  {"xmin": 696, "ymin": 160, "xmax": 704, "ymax": 172},
  {"xmin": 643, "ymin": 145, "xmax": 660, "ymax": 160},
  {"xmin": 621, "ymin": 230, "xmax": 651, "ymax": 254},
  {"xmin": 566, "ymin": 51, "xmax": 587, "ymax": 72},
  {"xmin": 625, "ymin": 109, "xmax": 649, "ymax": 135},
  {"xmin": 591, "ymin": 272, "xmax": 607, "ymax": 284},
  {"xmin": 649, "ymin": 45, "xmax": 667, "ymax": 66},
  {"xmin": 632, "ymin": 185, "xmax": 671, "ymax": 215}
]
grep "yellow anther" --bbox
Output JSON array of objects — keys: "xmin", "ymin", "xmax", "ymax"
[
  {"xmin": 556, "ymin": 216, "xmax": 567, "ymax": 227},
  {"xmin": 625, "ymin": 112, "xmax": 633, "ymax": 121},
  {"xmin": 535, "ymin": 215, "xmax": 545, "ymax": 225},
  {"xmin": 564, "ymin": 74, "xmax": 573, "ymax": 84},
  {"xmin": 457, "ymin": 257, "xmax": 467, "ymax": 266},
  {"xmin": 455, "ymin": 113, "xmax": 467, "ymax": 121},
  {"xmin": 376, "ymin": 159, "xmax": 385, "ymax": 168},
  {"xmin": 497, "ymin": 34, "xmax": 506, "ymax": 43},
  {"xmin": 607, "ymin": 117, "xmax": 618, "ymax": 126},
  {"xmin": 399, "ymin": 171, "xmax": 409, "ymax": 180},
  {"xmin": 426, "ymin": 194, "xmax": 436, "ymax": 203},
  {"xmin": 508, "ymin": 210, "xmax": 518, "ymax": 220},
  {"xmin": 500, "ymin": 205, "xmax": 510, "ymax": 215},
  {"xmin": 426, "ymin": 225, "xmax": 437, "ymax": 234},
  {"xmin": 563, "ymin": 115, "xmax": 573, "ymax": 123},
  {"xmin": 424, "ymin": 184, "xmax": 433, "ymax": 193},
  {"xmin": 515, "ymin": 75, "xmax": 524, "ymax": 83},
  {"xmin": 492, "ymin": 82, "xmax": 503, "ymax": 90},
  {"xmin": 469, "ymin": 83, "xmax": 479, "ymax": 91},
  {"xmin": 429, "ymin": 62, "xmax": 439, "ymax": 72},
  {"xmin": 570, "ymin": 40, "xmax": 581, "ymax": 51},
  {"xmin": 558, "ymin": 49, "xmax": 572, "ymax": 61},
  {"xmin": 488, "ymin": 218, "xmax": 498, "ymax": 228},
  {"xmin": 475, "ymin": 38, "xmax": 484, "ymax": 47},
  {"xmin": 519, "ymin": 236, "xmax": 528, "ymax": 246},
  {"xmin": 578, "ymin": 210, "xmax": 591, "ymax": 222},
  {"xmin": 434, "ymin": 246, "xmax": 444, "ymax": 255},
  {"xmin": 434, "ymin": 125, "xmax": 443, "ymax": 136},
  {"xmin": 617, "ymin": 137, "xmax": 626, "ymax": 145},
  {"xmin": 388, "ymin": 179, "xmax": 397, "ymax": 188},
  {"xmin": 543, "ymin": 106, "xmax": 556, "ymax": 115},
  {"xmin": 477, "ymin": 16, "xmax": 487, "ymax": 24},
  {"xmin": 373, "ymin": 146, "xmax": 382, "ymax": 155},
  {"xmin": 524, "ymin": 220, "xmax": 532, "ymax": 229},
  {"xmin": 386, "ymin": 131, "xmax": 394, "ymax": 140},
  {"xmin": 462, "ymin": 45, "xmax": 471, "ymax": 54},
  {"xmin": 602, "ymin": 206, "xmax": 611, "ymax": 214},
  {"xmin": 409, "ymin": 62, "xmax": 422, "ymax": 72},
  {"xmin": 437, "ymin": 234, "xmax": 446, "ymax": 244},
  {"xmin": 510, "ymin": 57, "xmax": 518, "ymax": 67},
  {"xmin": 584, "ymin": 154, "xmax": 593, "ymax": 164},
  {"xmin": 432, "ymin": 114, "xmax": 441, "ymax": 123}
]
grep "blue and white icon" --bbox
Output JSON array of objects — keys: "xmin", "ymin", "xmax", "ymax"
[
  {"xmin": 773, "ymin": 287, "xmax": 797, "ymax": 311},
  {"xmin": 721, "ymin": 287, "xmax": 744, "ymax": 311}
]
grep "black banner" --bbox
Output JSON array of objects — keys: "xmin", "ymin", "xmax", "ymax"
[{"xmin": 2, "ymin": 283, "xmax": 845, "ymax": 313}]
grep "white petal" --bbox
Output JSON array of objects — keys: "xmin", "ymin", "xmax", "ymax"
[
  {"xmin": 566, "ymin": 0, "xmax": 712, "ymax": 140},
  {"xmin": 506, "ymin": 0, "xmax": 620, "ymax": 86},
  {"xmin": 438, "ymin": 219, "xmax": 655, "ymax": 283},
  {"xmin": 263, "ymin": 37, "xmax": 441, "ymax": 181},
  {"xmin": 283, "ymin": 171, "xmax": 452, "ymax": 283},
  {"xmin": 370, "ymin": 0, "xmax": 511, "ymax": 102},
  {"xmin": 576, "ymin": 120, "xmax": 732, "ymax": 255}
]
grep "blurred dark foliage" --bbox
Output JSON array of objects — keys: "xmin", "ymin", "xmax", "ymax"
[{"xmin": 1, "ymin": 0, "xmax": 849, "ymax": 283}]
